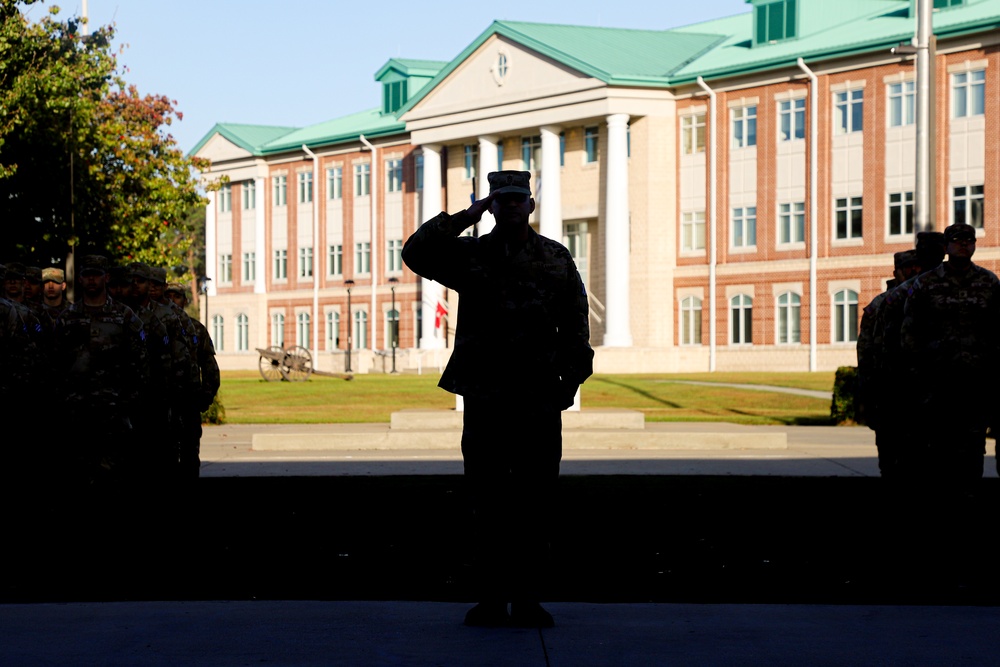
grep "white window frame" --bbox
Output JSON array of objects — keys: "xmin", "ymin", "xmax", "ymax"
[
  {"xmin": 212, "ymin": 315, "xmax": 224, "ymax": 352},
  {"xmin": 679, "ymin": 296, "xmax": 703, "ymax": 346},
  {"xmin": 354, "ymin": 310, "xmax": 368, "ymax": 349},
  {"xmin": 464, "ymin": 145, "xmax": 478, "ymax": 180},
  {"xmin": 887, "ymin": 191, "xmax": 914, "ymax": 238},
  {"xmin": 298, "ymin": 171, "xmax": 313, "ymax": 204},
  {"xmin": 273, "ymin": 175, "xmax": 287, "ymax": 207},
  {"xmin": 835, "ymin": 196, "xmax": 863, "ymax": 241},
  {"xmin": 385, "ymin": 308, "xmax": 399, "ymax": 349},
  {"xmin": 521, "ymin": 135, "xmax": 541, "ymax": 171},
  {"xmin": 386, "ymin": 239, "xmax": 403, "ymax": 273},
  {"xmin": 354, "ymin": 163, "xmax": 370, "ymax": 197},
  {"xmin": 888, "ymin": 80, "xmax": 915, "ymax": 127},
  {"xmin": 834, "ymin": 88, "xmax": 864, "ymax": 135},
  {"xmin": 242, "ymin": 180, "xmax": 255, "ymax": 210},
  {"xmin": 731, "ymin": 105, "xmax": 757, "ymax": 149},
  {"xmin": 952, "ymin": 69, "xmax": 985, "ymax": 119},
  {"xmin": 296, "ymin": 312, "xmax": 311, "ymax": 348},
  {"xmin": 778, "ymin": 99, "xmax": 805, "ymax": 142},
  {"xmin": 326, "ymin": 311, "xmax": 340, "ymax": 349},
  {"xmin": 386, "ymin": 158, "xmax": 403, "ymax": 193},
  {"xmin": 777, "ymin": 202, "xmax": 805, "ymax": 246},
  {"xmin": 274, "ymin": 248, "xmax": 288, "ymax": 280},
  {"xmin": 730, "ymin": 294, "xmax": 753, "ymax": 345},
  {"xmin": 681, "ymin": 211, "xmax": 706, "ymax": 253},
  {"xmin": 328, "ymin": 244, "xmax": 343, "ymax": 277},
  {"xmin": 298, "ymin": 246, "xmax": 313, "ymax": 278},
  {"xmin": 271, "ymin": 312, "xmax": 285, "ymax": 348},
  {"xmin": 732, "ymin": 206, "xmax": 757, "ymax": 249},
  {"xmin": 242, "ymin": 251, "xmax": 256, "ymax": 282},
  {"xmin": 236, "ymin": 313, "xmax": 249, "ymax": 352},
  {"xmin": 776, "ymin": 292, "xmax": 801, "ymax": 344},
  {"xmin": 327, "ymin": 167, "xmax": 343, "ymax": 200},
  {"xmin": 219, "ymin": 253, "xmax": 232, "ymax": 283},
  {"xmin": 355, "ymin": 241, "xmax": 371, "ymax": 275},
  {"xmin": 681, "ymin": 113, "xmax": 706, "ymax": 155},
  {"xmin": 952, "ymin": 184, "xmax": 984, "ymax": 229},
  {"xmin": 219, "ymin": 183, "xmax": 232, "ymax": 213},
  {"xmin": 832, "ymin": 289, "xmax": 858, "ymax": 344}
]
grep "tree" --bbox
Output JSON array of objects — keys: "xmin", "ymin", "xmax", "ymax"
[{"xmin": 0, "ymin": 0, "xmax": 207, "ymax": 274}]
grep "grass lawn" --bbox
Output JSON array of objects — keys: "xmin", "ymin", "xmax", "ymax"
[{"xmin": 217, "ymin": 370, "xmax": 836, "ymax": 425}]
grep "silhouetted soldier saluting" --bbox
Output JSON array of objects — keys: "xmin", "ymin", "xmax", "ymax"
[{"xmin": 403, "ymin": 170, "xmax": 594, "ymax": 628}]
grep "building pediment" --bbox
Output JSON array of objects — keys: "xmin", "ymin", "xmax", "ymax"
[{"xmin": 195, "ymin": 133, "xmax": 255, "ymax": 164}]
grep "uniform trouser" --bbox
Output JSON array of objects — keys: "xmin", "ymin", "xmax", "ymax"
[
  {"xmin": 461, "ymin": 397, "xmax": 562, "ymax": 604},
  {"xmin": 178, "ymin": 408, "xmax": 203, "ymax": 479}
]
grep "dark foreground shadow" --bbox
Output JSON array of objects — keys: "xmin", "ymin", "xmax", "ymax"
[{"xmin": 4, "ymin": 475, "xmax": 998, "ymax": 605}]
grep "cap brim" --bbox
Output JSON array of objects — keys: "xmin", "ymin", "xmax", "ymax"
[{"xmin": 491, "ymin": 186, "xmax": 531, "ymax": 196}]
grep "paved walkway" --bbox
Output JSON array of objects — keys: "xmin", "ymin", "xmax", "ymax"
[{"xmin": 659, "ymin": 379, "xmax": 834, "ymax": 400}]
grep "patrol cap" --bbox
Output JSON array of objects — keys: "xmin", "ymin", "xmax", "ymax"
[
  {"xmin": 25, "ymin": 266, "xmax": 42, "ymax": 284},
  {"xmin": 945, "ymin": 223, "xmax": 977, "ymax": 242},
  {"xmin": 4, "ymin": 262, "xmax": 25, "ymax": 279},
  {"xmin": 164, "ymin": 282, "xmax": 185, "ymax": 295},
  {"xmin": 42, "ymin": 267, "xmax": 65, "ymax": 283},
  {"xmin": 893, "ymin": 250, "xmax": 918, "ymax": 270},
  {"xmin": 916, "ymin": 231, "xmax": 946, "ymax": 248},
  {"xmin": 128, "ymin": 261, "xmax": 152, "ymax": 280},
  {"xmin": 487, "ymin": 170, "xmax": 532, "ymax": 197},
  {"xmin": 150, "ymin": 266, "xmax": 168, "ymax": 285},
  {"xmin": 79, "ymin": 255, "xmax": 109, "ymax": 275}
]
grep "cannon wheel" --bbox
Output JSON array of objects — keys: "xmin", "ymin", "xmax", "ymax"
[
  {"xmin": 280, "ymin": 345, "xmax": 314, "ymax": 382},
  {"xmin": 258, "ymin": 346, "xmax": 286, "ymax": 382}
]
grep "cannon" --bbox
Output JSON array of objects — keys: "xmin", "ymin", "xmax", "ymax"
[{"xmin": 256, "ymin": 345, "xmax": 315, "ymax": 382}]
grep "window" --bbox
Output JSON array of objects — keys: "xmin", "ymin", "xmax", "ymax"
[
  {"xmin": 242, "ymin": 180, "xmax": 256, "ymax": 210},
  {"xmin": 415, "ymin": 155, "xmax": 424, "ymax": 190},
  {"xmin": 236, "ymin": 313, "xmax": 249, "ymax": 352},
  {"xmin": 382, "ymin": 79, "xmax": 407, "ymax": 115},
  {"xmin": 385, "ymin": 159, "xmax": 403, "ymax": 193},
  {"xmin": 835, "ymin": 89, "xmax": 863, "ymax": 135},
  {"xmin": 354, "ymin": 164, "xmax": 370, "ymax": 196},
  {"xmin": 934, "ymin": 0, "xmax": 964, "ymax": 7},
  {"xmin": 732, "ymin": 207, "xmax": 757, "ymax": 248},
  {"xmin": 327, "ymin": 167, "xmax": 343, "ymax": 200},
  {"xmin": 299, "ymin": 246, "xmax": 313, "ymax": 278},
  {"xmin": 219, "ymin": 184, "xmax": 232, "ymax": 213},
  {"xmin": 833, "ymin": 290, "xmax": 858, "ymax": 343},
  {"xmin": 274, "ymin": 249, "xmax": 287, "ymax": 280},
  {"xmin": 297, "ymin": 312, "xmax": 310, "ymax": 348},
  {"xmin": 328, "ymin": 244, "xmax": 343, "ymax": 276},
  {"xmin": 212, "ymin": 315, "xmax": 224, "ymax": 352},
  {"xmin": 219, "ymin": 253, "xmax": 232, "ymax": 283},
  {"xmin": 273, "ymin": 175, "xmax": 287, "ymax": 207},
  {"xmin": 355, "ymin": 242, "xmax": 371, "ymax": 274},
  {"xmin": 584, "ymin": 126, "xmax": 599, "ymax": 163},
  {"xmin": 755, "ymin": 0, "xmax": 797, "ymax": 44},
  {"xmin": 953, "ymin": 70, "xmax": 985, "ymax": 118},
  {"xmin": 681, "ymin": 211, "xmax": 705, "ymax": 252},
  {"xmin": 464, "ymin": 145, "xmax": 477, "ymax": 180},
  {"xmin": 779, "ymin": 99, "xmax": 805, "ymax": 141},
  {"xmin": 778, "ymin": 202, "xmax": 805, "ymax": 244},
  {"xmin": 271, "ymin": 313, "xmax": 285, "ymax": 348},
  {"xmin": 732, "ymin": 106, "xmax": 757, "ymax": 148},
  {"xmin": 835, "ymin": 197, "xmax": 863, "ymax": 240},
  {"xmin": 681, "ymin": 114, "xmax": 705, "ymax": 155},
  {"xmin": 521, "ymin": 135, "xmax": 541, "ymax": 170},
  {"xmin": 888, "ymin": 81, "xmax": 915, "ymax": 127},
  {"xmin": 680, "ymin": 296, "xmax": 702, "ymax": 346},
  {"xmin": 777, "ymin": 292, "xmax": 801, "ymax": 344},
  {"xmin": 298, "ymin": 172, "xmax": 313, "ymax": 204},
  {"xmin": 497, "ymin": 143, "xmax": 504, "ymax": 170},
  {"xmin": 242, "ymin": 251, "xmax": 256, "ymax": 282},
  {"xmin": 386, "ymin": 309, "xmax": 399, "ymax": 349},
  {"xmin": 953, "ymin": 185, "xmax": 984, "ymax": 229},
  {"xmin": 888, "ymin": 191, "xmax": 914, "ymax": 237},
  {"xmin": 559, "ymin": 132, "xmax": 566, "ymax": 166},
  {"xmin": 731, "ymin": 295, "xmax": 753, "ymax": 345},
  {"xmin": 354, "ymin": 310, "xmax": 368, "ymax": 349},
  {"xmin": 332, "ymin": 311, "xmax": 344, "ymax": 351},
  {"xmin": 386, "ymin": 239, "xmax": 402, "ymax": 273}
]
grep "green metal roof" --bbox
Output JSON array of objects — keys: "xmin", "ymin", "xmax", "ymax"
[
  {"xmin": 374, "ymin": 58, "xmax": 448, "ymax": 81},
  {"xmin": 258, "ymin": 107, "xmax": 405, "ymax": 154},
  {"xmin": 189, "ymin": 122, "xmax": 299, "ymax": 157}
]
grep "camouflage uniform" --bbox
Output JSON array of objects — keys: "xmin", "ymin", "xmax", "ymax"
[{"xmin": 402, "ymin": 170, "xmax": 593, "ymax": 618}]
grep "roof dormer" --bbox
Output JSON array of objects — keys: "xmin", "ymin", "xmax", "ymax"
[{"xmin": 748, "ymin": 0, "xmax": 799, "ymax": 46}]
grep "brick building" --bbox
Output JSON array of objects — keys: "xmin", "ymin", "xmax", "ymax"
[{"xmin": 193, "ymin": 0, "xmax": 1000, "ymax": 373}]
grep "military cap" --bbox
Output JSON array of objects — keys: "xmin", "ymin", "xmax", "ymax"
[
  {"xmin": 107, "ymin": 266, "xmax": 129, "ymax": 285},
  {"xmin": 916, "ymin": 231, "xmax": 946, "ymax": 248},
  {"xmin": 164, "ymin": 283, "xmax": 185, "ymax": 295},
  {"xmin": 893, "ymin": 250, "xmax": 918, "ymax": 270},
  {"xmin": 42, "ymin": 267, "xmax": 65, "ymax": 283},
  {"xmin": 25, "ymin": 266, "xmax": 42, "ymax": 284},
  {"xmin": 945, "ymin": 223, "xmax": 977, "ymax": 242},
  {"xmin": 487, "ymin": 170, "xmax": 532, "ymax": 196},
  {"xmin": 128, "ymin": 261, "xmax": 152, "ymax": 280},
  {"xmin": 4, "ymin": 262, "xmax": 25, "ymax": 279},
  {"xmin": 150, "ymin": 266, "xmax": 168, "ymax": 285},
  {"xmin": 79, "ymin": 255, "xmax": 109, "ymax": 274}
]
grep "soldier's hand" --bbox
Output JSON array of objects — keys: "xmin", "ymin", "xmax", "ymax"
[{"xmin": 464, "ymin": 194, "xmax": 495, "ymax": 225}]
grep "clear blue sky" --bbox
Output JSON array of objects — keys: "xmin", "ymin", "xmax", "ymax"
[{"xmin": 48, "ymin": 1, "xmax": 751, "ymax": 154}]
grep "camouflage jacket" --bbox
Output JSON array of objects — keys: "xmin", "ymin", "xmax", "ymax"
[
  {"xmin": 402, "ymin": 211, "xmax": 594, "ymax": 408},
  {"xmin": 189, "ymin": 316, "xmax": 220, "ymax": 411}
]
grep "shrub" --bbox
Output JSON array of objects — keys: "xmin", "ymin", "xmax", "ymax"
[
  {"xmin": 830, "ymin": 366, "xmax": 859, "ymax": 425},
  {"xmin": 202, "ymin": 392, "xmax": 226, "ymax": 425}
]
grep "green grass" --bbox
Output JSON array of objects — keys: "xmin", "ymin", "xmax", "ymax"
[{"xmin": 219, "ymin": 370, "xmax": 836, "ymax": 425}]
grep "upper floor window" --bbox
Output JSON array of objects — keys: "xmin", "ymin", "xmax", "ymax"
[
  {"xmin": 779, "ymin": 99, "xmax": 805, "ymax": 141},
  {"xmin": 298, "ymin": 172, "xmax": 313, "ymax": 204},
  {"xmin": 242, "ymin": 180, "xmax": 255, "ymax": 210},
  {"xmin": 218, "ymin": 183, "xmax": 232, "ymax": 213},
  {"xmin": 835, "ymin": 197, "xmax": 863, "ymax": 240},
  {"xmin": 778, "ymin": 202, "xmax": 805, "ymax": 245},
  {"xmin": 934, "ymin": 0, "xmax": 964, "ymax": 8},
  {"xmin": 327, "ymin": 167, "xmax": 343, "ymax": 200},
  {"xmin": 732, "ymin": 207, "xmax": 757, "ymax": 248},
  {"xmin": 681, "ymin": 114, "xmax": 705, "ymax": 155},
  {"xmin": 732, "ymin": 106, "xmax": 757, "ymax": 149},
  {"xmin": 299, "ymin": 246, "xmax": 313, "ymax": 278},
  {"xmin": 219, "ymin": 253, "xmax": 232, "ymax": 283},
  {"xmin": 755, "ymin": 0, "xmax": 797, "ymax": 45},
  {"xmin": 953, "ymin": 185, "xmax": 984, "ymax": 229},
  {"xmin": 584, "ymin": 126, "xmax": 599, "ymax": 163},
  {"xmin": 681, "ymin": 211, "xmax": 705, "ymax": 252},
  {"xmin": 953, "ymin": 70, "xmax": 985, "ymax": 118},
  {"xmin": 386, "ymin": 159, "xmax": 403, "ymax": 193},
  {"xmin": 834, "ymin": 89, "xmax": 863, "ymax": 135},
  {"xmin": 354, "ymin": 163, "xmax": 370, "ymax": 197},
  {"xmin": 273, "ymin": 175, "xmax": 287, "ymax": 207},
  {"xmin": 888, "ymin": 81, "xmax": 915, "ymax": 127},
  {"xmin": 242, "ymin": 251, "xmax": 256, "ymax": 282},
  {"xmin": 274, "ymin": 248, "xmax": 287, "ymax": 280},
  {"xmin": 560, "ymin": 132, "xmax": 566, "ymax": 166},
  {"xmin": 328, "ymin": 244, "xmax": 343, "ymax": 277},
  {"xmin": 521, "ymin": 135, "xmax": 541, "ymax": 171},
  {"xmin": 355, "ymin": 242, "xmax": 371, "ymax": 274},
  {"xmin": 464, "ymin": 145, "xmax": 477, "ymax": 180},
  {"xmin": 680, "ymin": 296, "xmax": 703, "ymax": 346},
  {"xmin": 415, "ymin": 155, "xmax": 424, "ymax": 190},
  {"xmin": 386, "ymin": 239, "xmax": 403, "ymax": 273},
  {"xmin": 888, "ymin": 191, "xmax": 914, "ymax": 237}
]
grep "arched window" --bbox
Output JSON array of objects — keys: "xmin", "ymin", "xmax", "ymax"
[
  {"xmin": 354, "ymin": 310, "xmax": 368, "ymax": 349},
  {"xmin": 211, "ymin": 314, "xmax": 224, "ymax": 352},
  {"xmin": 297, "ymin": 312, "xmax": 310, "ymax": 348},
  {"xmin": 236, "ymin": 313, "xmax": 249, "ymax": 351},
  {"xmin": 327, "ymin": 311, "xmax": 340, "ymax": 350},
  {"xmin": 730, "ymin": 295, "xmax": 753, "ymax": 345},
  {"xmin": 833, "ymin": 289, "xmax": 859, "ymax": 343},
  {"xmin": 680, "ymin": 296, "xmax": 702, "ymax": 346},
  {"xmin": 271, "ymin": 313, "xmax": 285, "ymax": 348},
  {"xmin": 386, "ymin": 308, "xmax": 399, "ymax": 349},
  {"xmin": 777, "ymin": 292, "xmax": 801, "ymax": 344}
]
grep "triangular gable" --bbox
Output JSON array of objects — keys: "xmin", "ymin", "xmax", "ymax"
[{"xmin": 195, "ymin": 133, "xmax": 255, "ymax": 163}]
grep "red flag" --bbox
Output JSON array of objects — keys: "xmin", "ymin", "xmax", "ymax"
[{"xmin": 434, "ymin": 301, "xmax": 448, "ymax": 329}]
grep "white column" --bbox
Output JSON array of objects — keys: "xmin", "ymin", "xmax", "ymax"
[
  {"xmin": 419, "ymin": 144, "xmax": 446, "ymax": 350},
  {"xmin": 254, "ymin": 175, "xmax": 267, "ymax": 294},
  {"xmin": 477, "ymin": 135, "xmax": 498, "ymax": 235},
  {"xmin": 539, "ymin": 125, "xmax": 563, "ymax": 241},
  {"xmin": 205, "ymin": 190, "xmax": 217, "ymax": 297},
  {"xmin": 603, "ymin": 114, "xmax": 632, "ymax": 347}
]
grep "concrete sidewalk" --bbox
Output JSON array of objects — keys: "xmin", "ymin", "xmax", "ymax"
[{"xmin": 3, "ymin": 600, "xmax": 998, "ymax": 666}]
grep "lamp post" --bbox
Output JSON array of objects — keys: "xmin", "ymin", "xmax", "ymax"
[
  {"xmin": 198, "ymin": 276, "xmax": 212, "ymax": 324},
  {"xmin": 388, "ymin": 277, "xmax": 399, "ymax": 374},
  {"xmin": 344, "ymin": 279, "xmax": 354, "ymax": 373}
]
